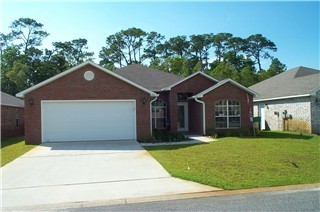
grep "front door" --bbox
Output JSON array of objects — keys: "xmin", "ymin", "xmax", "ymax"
[{"xmin": 177, "ymin": 102, "xmax": 188, "ymax": 131}]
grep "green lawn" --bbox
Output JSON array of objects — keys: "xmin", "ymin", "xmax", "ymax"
[
  {"xmin": 1, "ymin": 136, "xmax": 36, "ymax": 167},
  {"xmin": 145, "ymin": 131, "xmax": 320, "ymax": 190}
]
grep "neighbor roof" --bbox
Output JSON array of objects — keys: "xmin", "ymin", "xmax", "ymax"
[
  {"xmin": 114, "ymin": 64, "xmax": 184, "ymax": 91},
  {"xmin": 1, "ymin": 91, "xmax": 24, "ymax": 107},
  {"xmin": 249, "ymin": 66, "xmax": 320, "ymax": 102},
  {"xmin": 16, "ymin": 61, "xmax": 158, "ymax": 98},
  {"xmin": 192, "ymin": 78, "xmax": 258, "ymax": 99}
]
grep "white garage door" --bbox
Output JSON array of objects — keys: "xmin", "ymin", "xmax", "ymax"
[{"xmin": 42, "ymin": 100, "xmax": 136, "ymax": 142}]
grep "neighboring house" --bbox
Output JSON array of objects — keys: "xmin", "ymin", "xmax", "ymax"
[
  {"xmin": 16, "ymin": 61, "xmax": 256, "ymax": 144},
  {"xmin": 1, "ymin": 91, "xmax": 24, "ymax": 138},
  {"xmin": 249, "ymin": 66, "xmax": 320, "ymax": 134}
]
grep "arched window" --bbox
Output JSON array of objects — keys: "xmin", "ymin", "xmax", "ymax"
[
  {"xmin": 152, "ymin": 99, "xmax": 167, "ymax": 129},
  {"xmin": 215, "ymin": 100, "xmax": 241, "ymax": 128}
]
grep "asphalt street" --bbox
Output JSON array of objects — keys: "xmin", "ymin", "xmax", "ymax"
[{"xmin": 64, "ymin": 187, "xmax": 320, "ymax": 211}]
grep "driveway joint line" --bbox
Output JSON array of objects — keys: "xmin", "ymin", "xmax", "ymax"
[
  {"xmin": 21, "ymin": 151, "xmax": 144, "ymax": 158},
  {"xmin": 2, "ymin": 176, "xmax": 172, "ymax": 191}
]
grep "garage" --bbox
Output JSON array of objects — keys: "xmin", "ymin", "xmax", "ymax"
[{"xmin": 42, "ymin": 100, "xmax": 136, "ymax": 142}]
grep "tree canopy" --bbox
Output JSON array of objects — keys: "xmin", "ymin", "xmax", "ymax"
[{"xmin": 1, "ymin": 17, "xmax": 287, "ymax": 96}]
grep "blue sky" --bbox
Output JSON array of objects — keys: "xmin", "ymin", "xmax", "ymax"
[{"xmin": 1, "ymin": 1, "xmax": 319, "ymax": 70}]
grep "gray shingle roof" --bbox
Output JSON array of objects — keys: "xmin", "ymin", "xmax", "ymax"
[
  {"xmin": 249, "ymin": 66, "xmax": 320, "ymax": 101},
  {"xmin": 114, "ymin": 64, "xmax": 184, "ymax": 91},
  {"xmin": 1, "ymin": 91, "xmax": 24, "ymax": 107}
]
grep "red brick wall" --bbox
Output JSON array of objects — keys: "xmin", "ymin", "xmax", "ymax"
[
  {"xmin": 24, "ymin": 64, "xmax": 151, "ymax": 144},
  {"xmin": 1, "ymin": 105, "xmax": 24, "ymax": 138},
  {"xmin": 169, "ymin": 74, "xmax": 217, "ymax": 133},
  {"xmin": 203, "ymin": 82, "xmax": 253, "ymax": 135}
]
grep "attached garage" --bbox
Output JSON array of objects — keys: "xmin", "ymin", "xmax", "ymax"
[
  {"xmin": 42, "ymin": 100, "xmax": 136, "ymax": 142},
  {"xmin": 16, "ymin": 61, "xmax": 158, "ymax": 144}
]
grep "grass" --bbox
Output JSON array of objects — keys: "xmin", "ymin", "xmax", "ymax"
[
  {"xmin": 145, "ymin": 131, "xmax": 320, "ymax": 190},
  {"xmin": 0, "ymin": 136, "xmax": 36, "ymax": 167}
]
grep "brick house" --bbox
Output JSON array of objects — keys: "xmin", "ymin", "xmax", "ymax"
[
  {"xmin": 1, "ymin": 91, "xmax": 24, "ymax": 138},
  {"xmin": 16, "ymin": 61, "xmax": 256, "ymax": 144},
  {"xmin": 250, "ymin": 66, "xmax": 320, "ymax": 134}
]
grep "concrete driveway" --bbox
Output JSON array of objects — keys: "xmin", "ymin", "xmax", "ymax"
[{"xmin": 1, "ymin": 140, "xmax": 220, "ymax": 210}]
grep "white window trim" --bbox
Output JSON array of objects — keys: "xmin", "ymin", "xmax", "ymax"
[
  {"xmin": 152, "ymin": 100, "xmax": 167, "ymax": 130},
  {"xmin": 215, "ymin": 100, "xmax": 241, "ymax": 129}
]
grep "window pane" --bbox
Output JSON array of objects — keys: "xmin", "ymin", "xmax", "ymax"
[
  {"xmin": 156, "ymin": 118, "xmax": 166, "ymax": 129},
  {"xmin": 155, "ymin": 107, "xmax": 166, "ymax": 118},
  {"xmin": 229, "ymin": 106, "xmax": 240, "ymax": 116},
  {"xmin": 229, "ymin": 117, "xmax": 240, "ymax": 128},
  {"xmin": 215, "ymin": 100, "xmax": 228, "ymax": 116},
  {"xmin": 152, "ymin": 118, "xmax": 155, "ymax": 129},
  {"xmin": 16, "ymin": 118, "xmax": 20, "ymax": 128},
  {"xmin": 215, "ymin": 117, "xmax": 227, "ymax": 128}
]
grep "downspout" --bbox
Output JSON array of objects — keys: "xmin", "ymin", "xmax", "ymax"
[
  {"xmin": 195, "ymin": 97, "xmax": 206, "ymax": 135},
  {"xmin": 150, "ymin": 96, "xmax": 158, "ymax": 137}
]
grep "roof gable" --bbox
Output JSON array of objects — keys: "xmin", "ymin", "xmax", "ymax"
[
  {"xmin": 249, "ymin": 66, "xmax": 320, "ymax": 101},
  {"xmin": 1, "ymin": 91, "xmax": 24, "ymax": 107},
  {"xmin": 162, "ymin": 71, "xmax": 219, "ymax": 91},
  {"xmin": 192, "ymin": 78, "xmax": 258, "ymax": 98},
  {"xmin": 114, "ymin": 64, "xmax": 184, "ymax": 91},
  {"xmin": 16, "ymin": 61, "xmax": 158, "ymax": 98}
]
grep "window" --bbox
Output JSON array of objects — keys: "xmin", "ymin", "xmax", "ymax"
[
  {"xmin": 215, "ymin": 100, "xmax": 241, "ymax": 128},
  {"xmin": 16, "ymin": 109, "xmax": 20, "ymax": 128},
  {"xmin": 177, "ymin": 93, "xmax": 193, "ymax": 101},
  {"xmin": 152, "ymin": 99, "xmax": 167, "ymax": 129}
]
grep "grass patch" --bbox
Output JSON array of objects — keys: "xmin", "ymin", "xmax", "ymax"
[
  {"xmin": 1, "ymin": 136, "xmax": 36, "ymax": 167},
  {"xmin": 145, "ymin": 131, "xmax": 320, "ymax": 190}
]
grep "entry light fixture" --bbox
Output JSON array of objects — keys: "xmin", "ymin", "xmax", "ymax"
[
  {"xmin": 29, "ymin": 97, "xmax": 34, "ymax": 105},
  {"xmin": 142, "ymin": 98, "xmax": 146, "ymax": 105}
]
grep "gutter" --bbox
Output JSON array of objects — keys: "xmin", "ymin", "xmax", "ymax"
[
  {"xmin": 194, "ymin": 97, "xmax": 206, "ymax": 135},
  {"xmin": 253, "ymin": 94, "xmax": 311, "ymax": 102},
  {"xmin": 149, "ymin": 96, "xmax": 158, "ymax": 136}
]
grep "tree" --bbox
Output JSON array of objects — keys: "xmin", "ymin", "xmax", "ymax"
[
  {"xmin": 189, "ymin": 33, "xmax": 214, "ymax": 70},
  {"xmin": 212, "ymin": 33, "xmax": 233, "ymax": 62},
  {"xmin": 143, "ymin": 31, "xmax": 165, "ymax": 61},
  {"xmin": 0, "ymin": 46, "xmax": 21, "ymax": 95},
  {"xmin": 5, "ymin": 61, "xmax": 29, "ymax": 92},
  {"xmin": 99, "ymin": 28, "xmax": 147, "ymax": 68},
  {"xmin": 210, "ymin": 62, "xmax": 239, "ymax": 81},
  {"xmin": 0, "ymin": 33, "xmax": 13, "ymax": 54},
  {"xmin": 259, "ymin": 58, "xmax": 286, "ymax": 81},
  {"xmin": 99, "ymin": 33, "xmax": 126, "ymax": 69},
  {"xmin": 244, "ymin": 34, "xmax": 277, "ymax": 72},
  {"xmin": 121, "ymin": 27, "xmax": 147, "ymax": 64},
  {"xmin": 239, "ymin": 65, "xmax": 258, "ymax": 87},
  {"xmin": 167, "ymin": 36, "xmax": 190, "ymax": 58},
  {"xmin": 53, "ymin": 38, "xmax": 94, "ymax": 67},
  {"xmin": 156, "ymin": 41, "xmax": 173, "ymax": 58},
  {"xmin": 9, "ymin": 18, "xmax": 49, "ymax": 54}
]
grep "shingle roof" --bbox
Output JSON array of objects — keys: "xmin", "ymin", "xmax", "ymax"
[
  {"xmin": 193, "ymin": 78, "xmax": 258, "ymax": 98},
  {"xmin": 249, "ymin": 66, "xmax": 320, "ymax": 101},
  {"xmin": 16, "ymin": 61, "xmax": 158, "ymax": 98},
  {"xmin": 1, "ymin": 91, "xmax": 24, "ymax": 107},
  {"xmin": 114, "ymin": 64, "xmax": 184, "ymax": 91}
]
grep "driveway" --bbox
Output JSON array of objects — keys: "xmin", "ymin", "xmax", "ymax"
[{"xmin": 1, "ymin": 140, "xmax": 220, "ymax": 210}]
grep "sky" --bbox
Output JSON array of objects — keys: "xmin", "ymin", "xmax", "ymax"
[{"xmin": 1, "ymin": 1, "xmax": 319, "ymax": 70}]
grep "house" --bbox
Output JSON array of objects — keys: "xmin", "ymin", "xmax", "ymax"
[
  {"xmin": 1, "ymin": 91, "xmax": 24, "ymax": 138},
  {"xmin": 249, "ymin": 66, "xmax": 320, "ymax": 134},
  {"xmin": 16, "ymin": 61, "xmax": 256, "ymax": 144}
]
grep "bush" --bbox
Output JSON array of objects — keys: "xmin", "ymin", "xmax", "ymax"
[
  {"xmin": 206, "ymin": 128, "xmax": 253, "ymax": 138},
  {"xmin": 139, "ymin": 131, "xmax": 189, "ymax": 143}
]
